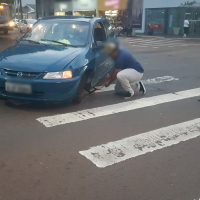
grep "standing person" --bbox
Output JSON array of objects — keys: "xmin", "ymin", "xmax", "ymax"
[
  {"xmin": 104, "ymin": 42, "xmax": 146, "ymax": 99},
  {"xmin": 184, "ymin": 18, "xmax": 190, "ymax": 38},
  {"xmin": 127, "ymin": 23, "xmax": 133, "ymax": 37}
]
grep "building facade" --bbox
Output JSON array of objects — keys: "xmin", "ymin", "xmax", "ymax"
[
  {"xmin": 35, "ymin": 0, "xmax": 200, "ymax": 36},
  {"xmin": 22, "ymin": 4, "xmax": 36, "ymax": 19},
  {"xmin": 36, "ymin": 0, "xmax": 129, "ymax": 18},
  {"xmin": 139, "ymin": 0, "xmax": 200, "ymax": 36}
]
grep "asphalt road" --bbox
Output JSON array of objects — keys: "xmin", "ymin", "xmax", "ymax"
[{"xmin": 0, "ymin": 32, "xmax": 200, "ymax": 200}]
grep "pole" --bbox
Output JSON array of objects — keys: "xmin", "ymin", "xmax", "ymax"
[
  {"xmin": 19, "ymin": 0, "xmax": 23, "ymax": 19},
  {"xmin": 13, "ymin": 0, "xmax": 16, "ymax": 18},
  {"xmin": 16, "ymin": 0, "xmax": 20, "ymax": 19}
]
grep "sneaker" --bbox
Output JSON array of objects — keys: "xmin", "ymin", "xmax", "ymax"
[
  {"xmin": 124, "ymin": 92, "xmax": 134, "ymax": 100},
  {"xmin": 139, "ymin": 81, "xmax": 146, "ymax": 95}
]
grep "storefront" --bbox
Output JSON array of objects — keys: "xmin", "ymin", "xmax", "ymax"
[
  {"xmin": 36, "ymin": 0, "xmax": 97, "ymax": 17},
  {"xmin": 54, "ymin": 1, "xmax": 73, "ymax": 16},
  {"xmin": 98, "ymin": 0, "xmax": 127, "ymax": 18},
  {"xmin": 36, "ymin": 0, "xmax": 130, "ymax": 18},
  {"xmin": 137, "ymin": 0, "xmax": 200, "ymax": 36},
  {"xmin": 73, "ymin": 0, "xmax": 96, "ymax": 16},
  {"xmin": 145, "ymin": 7, "xmax": 200, "ymax": 36},
  {"xmin": 54, "ymin": 0, "xmax": 97, "ymax": 16},
  {"xmin": 128, "ymin": 0, "xmax": 143, "ymax": 29}
]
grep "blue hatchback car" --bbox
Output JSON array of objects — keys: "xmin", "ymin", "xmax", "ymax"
[{"xmin": 0, "ymin": 16, "xmax": 114, "ymax": 103}]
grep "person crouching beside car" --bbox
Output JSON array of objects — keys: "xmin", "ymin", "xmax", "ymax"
[{"xmin": 104, "ymin": 42, "xmax": 146, "ymax": 99}]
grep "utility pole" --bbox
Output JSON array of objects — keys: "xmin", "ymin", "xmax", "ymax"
[{"xmin": 18, "ymin": 0, "xmax": 23, "ymax": 19}]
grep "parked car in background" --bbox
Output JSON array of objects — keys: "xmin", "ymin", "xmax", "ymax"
[
  {"xmin": 0, "ymin": 16, "xmax": 115, "ymax": 104},
  {"xmin": 18, "ymin": 19, "xmax": 37, "ymax": 33}
]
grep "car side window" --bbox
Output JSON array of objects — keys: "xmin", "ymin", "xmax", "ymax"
[{"xmin": 93, "ymin": 22, "xmax": 107, "ymax": 44}]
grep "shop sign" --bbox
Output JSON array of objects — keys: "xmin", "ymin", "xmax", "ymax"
[
  {"xmin": 98, "ymin": 0, "xmax": 127, "ymax": 11},
  {"xmin": 73, "ymin": 0, "xmax": 97, "ymax": 11},
  {"xmin": 54, "ymin": 1, "xmax": 72, "ymax": 12}
]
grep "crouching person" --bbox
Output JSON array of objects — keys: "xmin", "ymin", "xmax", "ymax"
[{"xmin": 104, "ymin": 42, "xmax": 146, "ymax": 99}]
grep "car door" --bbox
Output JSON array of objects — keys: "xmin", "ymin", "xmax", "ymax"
[{"xmin": 90, "ymin": 20, "xmax": 115, "ymax": 88}]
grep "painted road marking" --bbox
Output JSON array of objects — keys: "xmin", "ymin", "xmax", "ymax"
[
  {"xmin": 131, "ymin": 44, "xmax": 188, "ymax": 48},
  {"xmin": 97, "ymin": 76, "xmax": 179, "ymax": 93},
  {"xmin": 79, "ymin": 118, "xmax": 200, "ymax": 168},
  {"xmin": 129, "ymin": 43, "xmax": 188, "ymax": 48},
  {"xmin": 126, "ymin": 38, "xmax": 184, "ymax": 43},
  {"xmin": 37, "ymin": 88, "xmax": 200, "ymax": 128},
  {"xmin": 129, "ymin": 39, "xmax": 186, "ymax": 44},
  {"xmin": 129, "ymin": 41, "xmax": 187, "ymax": 45},
  {"xmin": 126, "ymin": 38, "xmax": 200, "ymax": 48}
]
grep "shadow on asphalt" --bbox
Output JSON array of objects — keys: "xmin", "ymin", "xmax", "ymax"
[
  {"xmin": 0, "ymin": 92, "xmax": 125, "ymax": 114},
  {"xmin": 2, "ymin": 98, "xmax": 72, "ymax": 110}
]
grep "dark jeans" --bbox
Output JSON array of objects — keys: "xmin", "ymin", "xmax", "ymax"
[{"xmin": 184, "ymin": 27, "xmax": 189, "ymax": 35}]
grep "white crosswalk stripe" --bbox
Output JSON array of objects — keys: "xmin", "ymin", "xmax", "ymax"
[
  {"xmin": 79, "ymin": 118, "xmax": 200, "ymax": 168},
  {"xmin": 35, "ymin": 76, "xmax": 200, "ymax": 168},
  {"xmin": 37, "ymin": 87, "xmax": 200, "ymax": 128},
  {"xmin": 125, "ymin": 37, "xmax": 200, "ymax": 49}
]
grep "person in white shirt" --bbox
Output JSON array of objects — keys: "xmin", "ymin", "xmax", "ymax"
[{"xmin": 184, "ymin": 19, "xmax": 190, "ymax": 38}]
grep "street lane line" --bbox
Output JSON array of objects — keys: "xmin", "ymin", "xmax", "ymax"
[
  {"xmin": 126, "ymin": 39, "xmax": 200, "ymax": 48},
  {"xmin": 37, "ymin": 88, "xmax": 200, "ymax": 128},
  {"xmin": 79, "ymin": 118, "xmax": 200, "ymax": 168},
  {"xmin": 129, "ymin": 41, "xmax": 186, "ymax": 45},
  {"xmin": 127, "ymin": 39, "xmax": 185, "ymax": 44},
  {"xmin": 126, "ymin": 38, "xmax": 183, "ymax": 43},
  {"xmin": 130, "ymin": 43, "xmax": 188, "ymax": 48},
  {"xmin": 97, "ymin": 76, "xmax": 179, "ymax": 93}
]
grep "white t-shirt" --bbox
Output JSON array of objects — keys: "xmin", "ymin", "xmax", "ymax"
[{"xmin": 184, "ymin": 20, "xmax": 190, "ymax": 28}]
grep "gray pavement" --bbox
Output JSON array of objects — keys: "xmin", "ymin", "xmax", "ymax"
[{"xmin": 0, "ymin": 33, "xmax": 200, "ymax": 200}]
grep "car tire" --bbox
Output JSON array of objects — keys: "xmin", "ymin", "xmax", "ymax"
[{"xmin": 73, "ymin": 73, "xmax": 89, "ymax": 104}]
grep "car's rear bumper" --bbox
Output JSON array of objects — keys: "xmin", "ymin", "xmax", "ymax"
[{"xmin": 0, "ymin": 76, "xmax": 81, "ymax": 103}]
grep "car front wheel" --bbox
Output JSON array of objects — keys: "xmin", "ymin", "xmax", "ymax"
[{"xmin": 73, "ymin": 74, "xmax": 89, "ymax": 104}]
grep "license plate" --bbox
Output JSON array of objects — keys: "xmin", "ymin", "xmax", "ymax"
[{"xmin": 5, "ymin": 82, "xmax": 32, "ymax": 94}]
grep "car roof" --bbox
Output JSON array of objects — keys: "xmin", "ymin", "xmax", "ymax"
[{"xmin": 40, "ymin": 16, "xmax": 107, "ymax": 24}]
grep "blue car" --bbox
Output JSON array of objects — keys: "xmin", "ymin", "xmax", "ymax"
[{"xmin": 0, "ymin": 16, "xmax": 114, "ymax": 103}]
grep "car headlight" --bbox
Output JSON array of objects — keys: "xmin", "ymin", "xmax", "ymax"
[
  {"xmin": 43, "ymin": 71, "xmax": 73, "ymax": 80},
  {"xmin": 8, "ymin": 21, "xmax": 15, "ymax": 27}
]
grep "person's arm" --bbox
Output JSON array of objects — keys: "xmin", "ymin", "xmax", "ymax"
[{"xmin": 105, "ymin": 69, "xmax": 120, "ymax": 87}]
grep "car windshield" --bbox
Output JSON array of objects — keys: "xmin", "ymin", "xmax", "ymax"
[{"xmin": 23, "ymin": 20, "xmax": 90, "ymax": 47}]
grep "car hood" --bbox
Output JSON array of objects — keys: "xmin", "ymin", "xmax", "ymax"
[{"xmin": 0, "ymin": 42, "xmax": 84, "ymax": 72}]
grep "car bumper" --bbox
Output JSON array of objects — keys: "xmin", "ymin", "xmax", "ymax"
[{"xmin": 0, "ymin": 77, "xmax": 81, "ymax": 103}]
